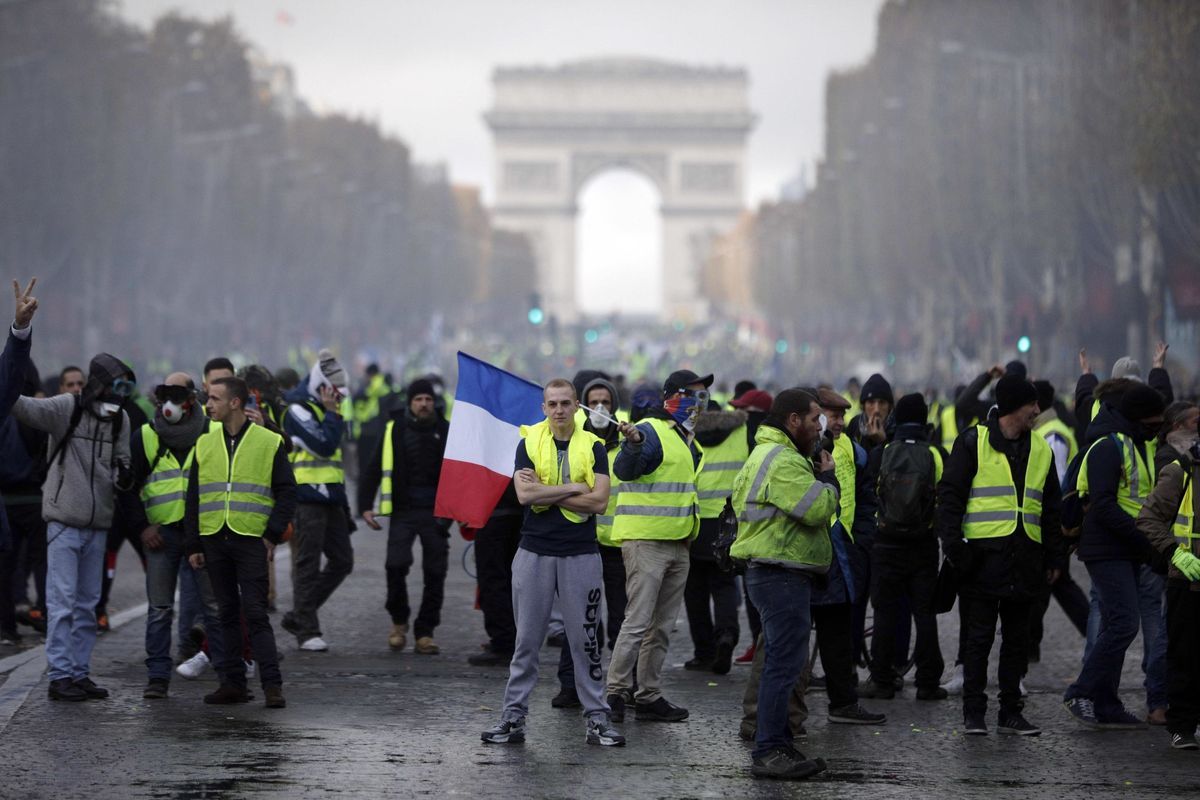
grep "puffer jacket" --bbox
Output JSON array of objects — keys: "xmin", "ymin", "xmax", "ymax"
[{"xmin": 1138, "ymin": 447, "xmax": 1200, "ymax": 591}]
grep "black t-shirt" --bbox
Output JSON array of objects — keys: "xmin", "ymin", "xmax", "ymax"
[{"xmin": 514, "ymin": 437, "xmax": 609, "ymax": 557}]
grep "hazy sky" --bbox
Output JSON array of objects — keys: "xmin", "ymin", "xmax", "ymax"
[{"xmin": 117, "ymin": 0, "xmax": 884, "ymax": 312}]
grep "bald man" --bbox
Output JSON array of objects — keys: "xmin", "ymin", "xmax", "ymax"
[{"xmin": 125, "ymin": 372, "xmax": 224, "ymax": 699}]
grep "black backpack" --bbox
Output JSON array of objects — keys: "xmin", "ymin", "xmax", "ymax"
[{"xmin": 876, "ymin": 439, "xmax": 938, "ymax": 538}]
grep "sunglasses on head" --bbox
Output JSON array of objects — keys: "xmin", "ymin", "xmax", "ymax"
[{"xmin": 154, "ymin": 384, "xmax": 193, "ymax": 405}]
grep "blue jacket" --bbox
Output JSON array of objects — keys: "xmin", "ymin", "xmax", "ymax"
[{"xmin": 282, "ymin": 386, "xmax": 347, "ymax": 506}]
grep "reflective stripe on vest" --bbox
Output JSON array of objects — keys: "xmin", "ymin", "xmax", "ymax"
[
  {"xmin": 380, "ymin": 420, "xmax": 396, "ymax": 516},
  {"xmin": 612, "ymin": 418, "xmax": 701, "ymax": 541},
  {"xmin": 963, "ymin": 426, "xmax": 1052, "ymax": 543},
  {"xmin": 696, "ymin": 425, "xmax": 749, "ymax": 519},
  {"xmin": 289, "ymin": 402, "xmax": 345, "ymax": 486},
  {"xmin": 139, "ymin": 425, "xmax": 197, "ymax": 526},
  {"xmin": 1077, "ymin": 433, "xmax": 1153, "ymax": 520},
  {"xmin": 196, "ymin": 424, "xmax": 280, "ymax": 537}
]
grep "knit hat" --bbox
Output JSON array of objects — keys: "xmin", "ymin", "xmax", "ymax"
[
  {"xmin": 1119, "ymin": 384, "xmax": 1166, "ymax": 422},
  {"xmin": 860, "ymin": 373, "xmax": 894, "ymax": 406},
  {"xmin": 995, "ymin": 375, "xmax": 1038, "ymax": 417},
  {"xmin": 1034, "ymin": 380, "xmax": 1055, "ymax": 412},
  {"xmin": 1110, "ymin": 357, "xmax": 1143, "ymax": 381},
  {"xmin": 894, "ymin": 393, "xmax": 928, "ymax": 425},
  {"xmin": 407, "ymin": 378, "xmax": 435, "ymax": 400}
]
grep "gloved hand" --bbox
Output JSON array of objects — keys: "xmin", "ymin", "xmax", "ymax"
[{"xmin": 1171, "ymin": 547, "xmax": 1200, "ymax": 581}]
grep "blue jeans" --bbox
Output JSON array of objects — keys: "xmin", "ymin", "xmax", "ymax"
[
  {"xmin": 177, "ymin": 559, "xmax": 203, "ymax": 643},
  {"xmin": 1066, "ymin": 560, "xmax": 1141, "ymax": 719},
  {"xmin": 45, "ymin": 523, "xmax": 106, "ymax": 682},
  {"xmin": 144, "ymin": 524, "xmax": 223, "ymax": 681},
  {"xmin": 1083, "ymin": 564, "xmax": 1168, "ymax": 711},
  {"xmin": 745, "ymin": 565, "xmax": 812, "ymax": 758}
]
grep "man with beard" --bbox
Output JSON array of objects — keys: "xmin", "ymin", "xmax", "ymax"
[{"xmin": 359, "ymin": 379, "xmax": 451, "ymax": 654}]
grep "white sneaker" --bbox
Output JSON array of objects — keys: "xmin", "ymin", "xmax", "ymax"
[
  {"xmin": 176, "ymin": 651, "xmax": 210, "ymax": 680},
  {"xmin": 300, "ymin": 636, "xmax": 328, "ymax": 652},
  {"xmin": 940, "ymin": 663, "xmax": 964, "ymax": 696},
  {"xmin": 245, "ymin": 660, "xmax": 256, "ymax": 680}
]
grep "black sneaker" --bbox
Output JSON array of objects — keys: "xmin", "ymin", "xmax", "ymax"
[
  {"xmin": 1063, "ymin": 697, "xmax": 1101, "ymax": 729},
  {"xmin": 963, "ymin": 711, "xmax": 988, "ymax": 736},
  {"xmin": 551, "ymin": 687, "xmax": 581, "ymax": 708},
  {"xmin": 545, "ymin": 633, "xmax": 565, "ymax": 648},
  {"xmin": 204, "ymin": 684, "xmax": 251, "ymax": 704},
  {"xmin": 467, "ymin": 647, "xmax": 512, "ymax": 667},
  {"xmin": 1096, "ymin": 708, "xmax": 1146, "ymax": 730},
  {"xmin": 48, "ymin": 678, "xmax": 87, "ymax": 702},
  {"xmin": 280, "ymin": 612, "xmax": 300, "ymax": 637},
  {"xmin": 74, "ymin": 677, "xmax": 109, "ymax": 699},
  {"xmin": 806, "ymin": 675, "xmax": 827, "ymax": 693},
  {"xmin": 917, "ymin": 686, "xmax": 949, "ymax": 701},
  {"xmin": 751, "ymin": 746, "xmax": 827, "ymax": 780},
  {"xmin": 684, "ymin": 657, "xmax": 713, "ymax": 671},
  {"xmin": 858, "ymin": 681, "xmax": 895, "ymax": 700},
  {"xmin": 636, "ymin": 696, "xmax": 689, "ymax": 722},
  {"xmin": 828, "ymin": 703, "xmax": 887, "ymax": 725},
  {"xmin": 481, "ymin": 719, "xmax": 525, "ymax": 744},
  {"xmin": 585, "ymin": 717, "xmax": 626, "ymax": 746},
  {"xmin": 607, "ymin": 691, "xmax": 630, "ymax": 723},
  {"xmin": 143, "ymin": 679, "xmax": 169, "ymax": 700},
  {"xmin": 998, "ymin": 710, "xmax": 1041, "ymax": 736},
  {"xmin": 712, "ymin": 640, "xmax": 735, "ymax": 676},
  {"xmin": 0, "ymin": 629, "xmax": 22, "ymax": 646},
  {"xmin": 1170, "ymin": 732, "xmax": 1200, "ymax": 750}
]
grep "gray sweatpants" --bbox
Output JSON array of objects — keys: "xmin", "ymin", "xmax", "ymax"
[{"xmin": 502, "ymin": 548, "xmax": 610, "ymax": 723}]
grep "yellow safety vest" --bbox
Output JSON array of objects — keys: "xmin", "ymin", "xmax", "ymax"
[
  {"xmin": 697, "ymin": 424, "xmax": 749, "ymax": 519},
  {"xmin": 520, "ymin": 419, "xmax": 601, "ymax": 523},
  {"xmin": 196, "ymin": 423, "xmax": 281, "ymax": 537},
  {"xmin": 940, "ymin": 405, "xmax": 972, "ymax": 452},
  {"xmin": 1174, "ymin": 471, "xmax": 1195, "ymax": 553},
  {"xmin": 612, "ymin": 418, "xmax": 702, "ymax": 542},
  {"xmin": 139, "ymin": 424, "xmax": 211, "ymax": 526},
  {"xmin": 289, "ymin": 401, "xmax": 345, "ymax": 486},
  {"xmin": 963, "ymin": 425, "xmax": 1052, "ymax": 543},
  {"xmin": 1077, "ymin": 433, "xmax": 1153, "ymax": 520},
  {"xmin": 831, "ymin": 434, "xmax": 858, "ymax": 539},
  {"xmin": 1035, "ymin": 417, "xmax": 1079, "ymax": 463},
  {"xmin": 380, "ymin": 419, "xmax": 397, "ymax": 516},
  {"xmin": 595, "ymin": 446, "xmax": 621, "ymax": 547}
]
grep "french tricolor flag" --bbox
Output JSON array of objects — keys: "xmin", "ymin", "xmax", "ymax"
[{"xmin": 434, "ymin": 352, "xmax": 543, "ymax": 528}]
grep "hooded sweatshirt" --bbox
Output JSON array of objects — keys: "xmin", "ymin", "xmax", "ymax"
[{"xmin": 1076, "ymin": 405, "xmax": 1154, "ymax": 563}]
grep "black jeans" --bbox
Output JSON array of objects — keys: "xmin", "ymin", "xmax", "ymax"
[
  {"xmin": 289, "ymin": 503, "xmax": 354, "ymax": 640},
  {"xmin": 1166, "ymin": 581, "xmax": 1200, "ymax": 736},
  {"xmin": 473, "ymin": 512, "xmax": 523, "ymax": 653},
  {"xmin": 559, "ymin": 543, "xmax": 629, "ymax": 690},
  {"xmin": 683, "ymin": 556, "xmax": 740, "ymax": 660},
  {"xmin": 1030, "ymin": 568, "xmax": 1089, "ymax": 647},
  {"xmin": 870, "ymin": 544, "xmax": 944, "ymax": 690},
  {"xmin": 385, "ymin": 508, "xmax": 449, "ymax": 638},
  {"xmin": 202, "ymin": 531, "xmax": 281, "ymax": 688},
  {"xmin": 961, "ymin": 594, "xmax": 1030, "ymax": 716},
  {"xmin": 1, "ymin": 504, "xmax": 45, "ymax": 631},
  {"xmin": 812, "ymin": 602, "xmax": 858, "ymax": 710}
]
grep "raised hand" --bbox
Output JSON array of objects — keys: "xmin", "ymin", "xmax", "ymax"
[
  {"xmin": 1078, "ymin": 348, "xmax": 1091, "ymax": 375},
  {"xmin": 12, "ymin": 277, "xmax": 37, "ymax": 328},
  {"xmin": 1153, "ymin": 341, "xmax": 1169, "ymax": 369}
]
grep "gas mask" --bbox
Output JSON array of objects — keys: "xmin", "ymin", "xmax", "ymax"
[
  {"xmin": 96, "ymin": 401, "xmax": 122, "ymax": 419},
  {"xmin": 155, "ymin": 383, "xmax": 195, "ymax": 425}
]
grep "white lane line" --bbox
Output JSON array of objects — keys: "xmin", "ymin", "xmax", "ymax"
[{"xmin": 0, "ymin": 603, "xmax": 148, "ymax": 731}]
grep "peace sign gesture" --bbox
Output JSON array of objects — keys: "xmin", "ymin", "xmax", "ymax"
[{"xmin": 12, "ymin": 277, "xmax": 37, "ymax": 329}]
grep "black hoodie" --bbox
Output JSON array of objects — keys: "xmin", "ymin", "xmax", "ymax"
[{"xmin": 1076, "ymin": 405, "xmax": 1155, "ymax": 563}]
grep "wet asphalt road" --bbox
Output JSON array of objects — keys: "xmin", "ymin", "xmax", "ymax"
[{"xmin": 1, "ymin": 521, "xmax": 1195, "ymax": 800}]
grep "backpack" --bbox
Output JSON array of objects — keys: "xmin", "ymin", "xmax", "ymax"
[
  {"xmin": 712, "ymin": 496, "xmax": 746, "ymax": 574},
  {"xmin": 1060, "ymin": 434, "xmax": 1118, "ymax": 539},
  {"xmin": 876, "ymin": 440, "xmax": 938, "ymax": 538}
]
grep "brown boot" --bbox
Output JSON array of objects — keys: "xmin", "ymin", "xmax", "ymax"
[
  {"xmin": 388, "ymin": 624, "xmax": 408, "ymax": 650},
  {"xmin": 204, "ymin": 684, "xmax": 251, "ymax": 704},
  {"xmin": 264, "ymin": 684, "xmax": 286, "ymax": 709},
  {"xmin": 414, "ymin": 636, "xmax": 440, "ymax": 655}
]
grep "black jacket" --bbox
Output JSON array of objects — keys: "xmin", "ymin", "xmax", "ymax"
[
  {"xmin": 1076, "ymin": 406, "xmax": 1155, "ymax": 564},
  {"xmin": 357, "ymin": 409, "xmax": 449, "ymax": 516},
  {"xmin": 936, "ymin": 419, "xmax": 1065, "ymax": 600},
  {"xmin": 1073, "ymin": 367, "xmax": 1173, "ymax": 447}
]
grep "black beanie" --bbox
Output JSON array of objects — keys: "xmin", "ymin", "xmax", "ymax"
[
  {"xmin": 1119, "ymin": 384, "xmax": 1166, "ymax": 422},
  {"xmin": 1004, "ymin": 360, "xmax": 1028, "ymax": 379},
  {"xmin": 860, "ymin": 373, "xmax": 894, "ymax": 406},
  {"xmin": 1034, "ymin": 380, "xmax": 1055, "ymax": 412},
  {"xmin": 995, "ymin": 375, "xmax": 1038, "ymax": 417},
  {"xmin": 894, "ymin": 393, "xmax": 928, "ymax": 426},
  {"xmin": 407, "ymin": 378, "xmax": 435, "ymax": 400}
]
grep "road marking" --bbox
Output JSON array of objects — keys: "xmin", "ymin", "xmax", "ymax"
[{"xmin": 0, "ymin": 603, "xmax": 147, "ymax": 731}]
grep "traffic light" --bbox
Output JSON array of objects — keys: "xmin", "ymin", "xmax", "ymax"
[
  {"xmin": 1017, "ymin": 335, "xmax": 1031, "ymax": 354},
  {"xmin": 527, "ymin": 293, "xmax": 544, "ymax": 326}
]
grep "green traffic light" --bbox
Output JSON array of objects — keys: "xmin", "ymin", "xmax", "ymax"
[
  {"xmin": 528, "ymin": 308, "xmax": 544, "ymax": 325},
  {"xmin": 1017, "ymin": 335, "xmax": 1031, "ymax": 353}
]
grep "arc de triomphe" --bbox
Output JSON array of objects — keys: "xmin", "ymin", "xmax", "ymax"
[{"xmin": 485, "ymin": 58, "xmax": 756, "ymax": 322}]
